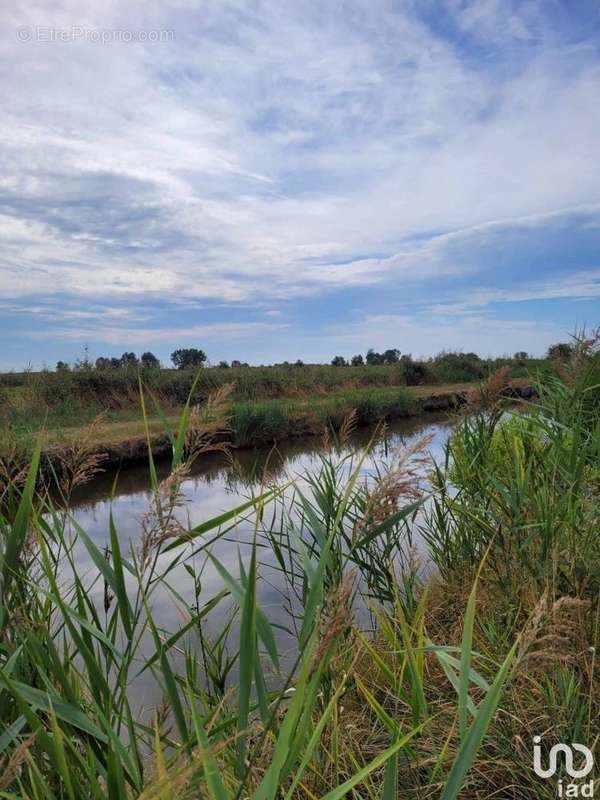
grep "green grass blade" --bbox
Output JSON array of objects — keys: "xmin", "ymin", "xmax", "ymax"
[
  {"xmin": 2, "ymin": 678, "xmax": 108, "ymax": 742},
  {"xmin": 458, "ymin": 581, "xmax": 477, "ymax": 741},
  {"xmin": 283, "ymin": 678, "xmax": 348, "ymax": 800},
  {"xmin": 208, "ymin": 553, "xmax": 280, "ymax": 671},
  {"xmin": 172, "ymin": 369, "xmax": 204, "ymax": 468},
  {"xmin": 236, "ymin": 535, "xmax": 258, "ymax": 778},
  {"xmin": 382, "ymin": 753, "xmax": 398, "ymax": 800},
  {"xmin": 163, "ymin": 487, "xmax": 280, "ymax": 552},
  {"xmin": 441, "ymin": 641, "xmax": 518, "ymax": 800},
  {"xmin": 354, "ymin": 674, "xmax": 400, "ymax": 737},
  {"xmin": 138, "ymin": 375, "xmax": 159, "ymax": 490},
  {"xmin": 320, "ymin": 724, "xmax": 425, "ymax": 800},
  {"xmin": 0, "ymin": 440, "xmax": 41, "ymax": 627},
  {"xmin": 108, "ymin": 511, "xmax": 133, "ymax": 639}
]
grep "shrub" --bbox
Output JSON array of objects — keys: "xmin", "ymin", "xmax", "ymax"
[{"xmin": 431, "ymin": 351, "xmax": 485, "ymax": 382}]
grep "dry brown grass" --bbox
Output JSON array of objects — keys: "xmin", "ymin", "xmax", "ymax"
[
  {"xmin": 0, "ymin": 734, "xmax": 37, "ymax": 792},
  {"xmin": 138, "ymin": 464, "xmax": 189, "ymax": 571},
  {"xmin": 184, "ymin": 382, "xmax": 233, "ymax": 465},
  {"xmin": 35, "ymin": 383, "xmax": 476, "ymax": 448},
  {"xmin": 54, "ymin": 413, "xmax": 108, "ymax": 494}
]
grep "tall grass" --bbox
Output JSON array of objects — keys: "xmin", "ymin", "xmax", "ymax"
[
  {"xmin": 232, "ymin": 388, "xmax": 414, "ymax": 446},
  {"xmin": 0, "ymin": 342, "xmax": 598, "ymax": 797},
  {"xmin": 1, "ymin": 387, "xmax": 418, "ymax": 464},
  {"xmin": 423, "ymin": 342, "xmax": 600, "ymax": 591},
  {"xmin": 1, "ymin": 356, "xmax": 550, "ymax": 432}
]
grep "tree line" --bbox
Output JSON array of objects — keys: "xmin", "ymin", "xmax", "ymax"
[
  {"xmin": 54, "ymin": 341, "xmax": 577, "ymax": 373},
  {"xmin": 330, "ymin": 343, "xmax": 579, "ymax": 367},
  {"xmin": 56, "ymin": 348, "xmax": 208, "ymax": 372}
]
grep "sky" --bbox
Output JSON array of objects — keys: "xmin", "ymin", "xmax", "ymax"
[{"xmin": 1, "ymin": 0, "xmax": 600, "ymax": 369}]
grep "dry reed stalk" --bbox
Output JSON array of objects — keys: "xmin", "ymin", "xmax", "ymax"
[
  {"xmin": 338, "ymin": 408, "xmax": 358, "ymax": 447},
  {"xmin": 467, "ymin": 366, "xmax": 512, "ymax": 411},
  {"xmin": 184, "ymin": 383, "xmax": 234, "ymax": 465},
  {"xmin": 138, "ymin": 464, "xmax": 189, "ymax": 570},
  {"xmin": 520, "ymin": 595, "xmax": 590, "ymax": 669},
  {"xmin": 0, "ymin": 435, "xmax": 32, "ymax": 490},
  {"xmin": 312, "ymin": 571, "xmax": 356, "ymax": 672},
  {"xmin": 56, "ymin": 413, "xmax": 107, "ymax": 494},
  {"xmin": 0, "ymin": 734, "xmax": 36, "ymax": 791},
  {"xmin": 353, "ymin": 433, "xmax": 432, "ymax": 542}
]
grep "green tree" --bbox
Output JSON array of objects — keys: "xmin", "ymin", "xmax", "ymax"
[
  {"xmin": 366, "ymin": 348, "xmax": 384, "ymax": 365},
  {"xmin": 171, "ymin": 348, "xmax": 207, "ymax": 370},
  {"xmin": 382, "ymin": 348, "xmax": 400, "ymax": 364},
  {"xmin": 56, "ymin": 360, "xmax": 70, "ymax": 372},
  {"xmin": 547, "ymin": 342, "xmax": 573, "ymax": 360},
  {"xmin": 401, "ymin": 355, "xmax": 429, "ymax": 385},
  {"xmin": 120, "ymin": 352, "xmax": 139, "ymax": 368},
  {"xmin": 350, "ymin": 354, "xmax": 364, "ymax": 366},
  {"xmin": 140, "ymin": 352, "xmax": 160, "ymax": 369},
  {"xmin": 218, "ymin": 360, "xmax": 230, "ymax": 368},
  {"xmin": 95, "ymin": 357, "xmax": 111, "ymax": 370},
  {"xmin": 331, "ymin": 355, "xmax": 347, "ymax": 367}
]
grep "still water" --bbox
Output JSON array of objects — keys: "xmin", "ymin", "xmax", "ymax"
[{"xmin": 65, "ymin": 412, "xmax": 455, "ymax": 711}]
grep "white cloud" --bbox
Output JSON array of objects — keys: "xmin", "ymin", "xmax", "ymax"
[
  {"xmin": 39, "ymin": 320, "xmax": 287, "ymax": 345},
  {"xmin": 0, "ymin": 0, "xmax": 599, "ymax": 318},
  {"xmin": 426, "ymin": 269, "xmax": 600, "ymax": 314},
  {"xmin": 321, "ymin": 313, "xmax": 566, "ymax": 358}
]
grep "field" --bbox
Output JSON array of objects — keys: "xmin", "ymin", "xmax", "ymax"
[
  {"xmin": 0, "ymin": 356, "xmax": 548, "ymax": 457},
  {"xmin": 0, "ymin": 343, "xmax": 598, "ymax": 797}
]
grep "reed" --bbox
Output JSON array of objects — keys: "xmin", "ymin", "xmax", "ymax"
[
  {"xmin": 0, "ymin": 341, "xmax": 597, "ymax": 798},
  {"xmin": 1, "ymin": 356, "xmax": 551, "ymax": 436}
]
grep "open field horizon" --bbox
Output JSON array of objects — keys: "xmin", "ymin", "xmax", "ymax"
[{"xmin": 1, "ymin": 348, "xmax": 545, "ymax": 455}]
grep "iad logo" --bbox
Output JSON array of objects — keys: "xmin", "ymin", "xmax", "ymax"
[{"xmin": 533, "ymin": 736, "xmax": 595, "ymax": 797}]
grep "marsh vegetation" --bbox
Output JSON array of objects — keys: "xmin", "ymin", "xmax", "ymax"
[
  {"xmin": 1, "ymin": 351, "xmax": 546, "ymax": 463},
  {"xmin": 0, "ymin": 338, "xmax": 598, "ymax": 797}
]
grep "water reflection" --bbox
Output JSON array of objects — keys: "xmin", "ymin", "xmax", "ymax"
[
  {"xmin": 70, "ymin": 412, "xmax": 454, "ymax": 516},
  {"xmin": 64, "ymin": 412, "xmax": 456, "ymax": 712}
]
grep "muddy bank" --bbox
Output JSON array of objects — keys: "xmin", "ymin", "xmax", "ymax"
[{"xmin": 38, "ymin": 382, "xmax": 536, "ymax": 478}]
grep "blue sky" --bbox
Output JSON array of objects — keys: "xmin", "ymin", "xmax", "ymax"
[{"xmin": 1, "ymin": 0, "xmax": 600, "ymax": 369}]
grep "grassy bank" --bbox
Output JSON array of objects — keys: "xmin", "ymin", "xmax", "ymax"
[
  {"xmin": 0, "ymin": 354, "xmax": 544, "ymax": 465},
  {"xmin": 0, "ymin": 344, "xmax": 598, "ymax": 797},
  {"xmin": 2, "ymin": 385, "xmax": 474, "ymax": 470},
  {"xmin": 1, "ymin": 358, "xmax": 550, "ymax": 432}
]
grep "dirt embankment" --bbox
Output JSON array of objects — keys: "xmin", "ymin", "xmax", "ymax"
[{"xmin": 38, "ymin": 382, "xmax": 536, "ymax": 478}]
